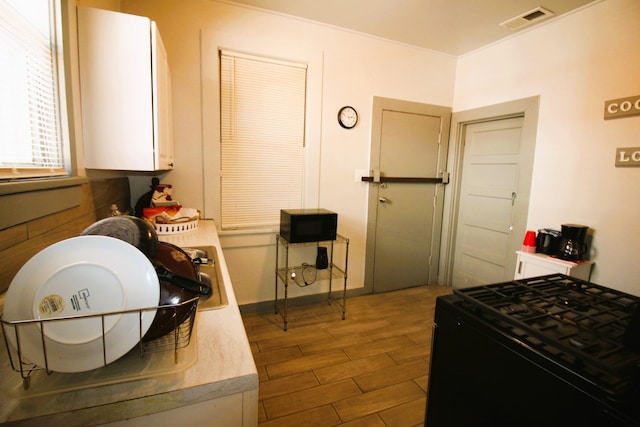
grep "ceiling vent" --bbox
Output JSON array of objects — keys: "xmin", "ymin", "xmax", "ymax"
[{"xmin": 500, "ymin": 6, "xmax": 555, "ymax": 31}]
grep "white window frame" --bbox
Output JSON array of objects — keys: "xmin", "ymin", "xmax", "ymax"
[
  {"xmin": 0, "ymin": 0, "xmax": 85, "ymax": 231},
  {"xmin": 0, "ymin": 0, "xmax": 71, "ymax": 181},
  {"xmin": 219, "ymin": 49, "xmax": 307, "ymax": 230},
  {"xmin": 201, "ymin": 32, "xmax": 322, "ymax": 232}
]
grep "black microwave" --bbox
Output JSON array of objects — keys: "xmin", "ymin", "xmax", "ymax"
[{"xmin": 280, "ymin": 209, "xmax": 337, "ymax": 243}]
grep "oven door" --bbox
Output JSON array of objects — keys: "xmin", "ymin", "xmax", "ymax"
[{"xmin": 425, "ymin": 295, "xmax": 639, "ymax": 427}]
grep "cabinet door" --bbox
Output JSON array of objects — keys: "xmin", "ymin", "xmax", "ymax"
[
  {"xmin": 78, "ymin": 7, "xmax": 173, "ymax": 171},
  {"xmin": 152, "ymin": 22, "xmax": 174, "ymax": 170},
  {"xmin": 100, "ymin": 393, "xmax": 244, "ymax": 427}
]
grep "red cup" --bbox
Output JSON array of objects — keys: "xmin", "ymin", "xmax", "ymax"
[{"xmin": 522, "ymin": 230, "xmax": 536, "ymax": 252}]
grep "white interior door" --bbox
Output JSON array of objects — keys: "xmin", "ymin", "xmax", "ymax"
[
  {"xmin": 365, "ymin": 97, "xmax": 450, "ymax": 293},
  {"xmin": 452, "ymin": 116, "xmax": 533, "ymax": 288}
]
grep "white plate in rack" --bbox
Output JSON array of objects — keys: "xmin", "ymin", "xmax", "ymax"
[{"xmin": 2, "ymin": 236, "xmax": 159, "ymax": 373}]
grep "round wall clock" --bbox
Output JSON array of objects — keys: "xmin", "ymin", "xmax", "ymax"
[{"xmin": 338, "ymin": 106, "xmax": 358, "ymax": 129}]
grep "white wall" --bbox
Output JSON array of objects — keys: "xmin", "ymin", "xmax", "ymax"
[
  {"xmin": 119, "ymin": 0, "xmax": 640, "ymax": 302},
  {"xmin": 120, "ymin": 0, "xmax": 457, "ymax": 304},
  {"xmin": 453, "ymin": 0, "xmax": 640, "ymax": 295}
]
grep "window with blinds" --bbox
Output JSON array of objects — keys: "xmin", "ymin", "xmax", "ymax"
[
  {"xmin": 0, "ymin": 0, "xmax": 68, "ymax": 180},
  {"xmin": 219, "ymin": 50, "xmax": 307, "ymax": 229}
]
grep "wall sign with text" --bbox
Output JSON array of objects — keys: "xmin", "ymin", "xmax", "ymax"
[
  {"xmin": 604, "ymin": 95, "xmax": 640, "ymax": 120},
  {"xmin": 615, "ymin": 147, "xmax": 640, "ymax": 167}
]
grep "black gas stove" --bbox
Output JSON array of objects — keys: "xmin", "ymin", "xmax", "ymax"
[
  {"xmin": 426, "ymin": 274, "xmax": 640, "ymax": 427},
  {"xmin": 455, "ymin": 274, "xmax": 640, "ymax": 396}
]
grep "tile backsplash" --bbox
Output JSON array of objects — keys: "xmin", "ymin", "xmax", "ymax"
[{"xmin": 0, "ymin": 178, "xmax": 130, "ymax": 294}]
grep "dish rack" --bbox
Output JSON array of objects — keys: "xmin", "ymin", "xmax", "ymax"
[{"xmin": 0, "ymin": 297, "xmax": 198, "ymax": 390}]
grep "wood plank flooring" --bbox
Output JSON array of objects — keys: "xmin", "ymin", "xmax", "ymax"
[{"xmin": 241, "ymin": 285, "xmax": 453, "ymax": 426}]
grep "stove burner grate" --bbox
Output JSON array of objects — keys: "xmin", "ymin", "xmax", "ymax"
[{"xmin": 454, "ymin": 274, "xmax": 640, "ymax": 393}]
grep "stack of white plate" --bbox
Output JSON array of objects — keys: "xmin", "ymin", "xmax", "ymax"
[{"xmin": 2, "ymin": 236, "xmax": 159, "ymax": 373}]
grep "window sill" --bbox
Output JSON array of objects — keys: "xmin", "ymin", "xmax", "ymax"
[
  {"xmin": 217, "ymin": 226, "xmax": 279, "ymax": 249},
  {"xmin": 217, "ymin": 226, "xmax": 278, "ymax": 236},
  {"xmin": 0, "ymin": 176, "xmax": 88, "ymax": 196},
  {"xmin": 0, "ymin": 176, "xmax": 88, "ymax": 230}
]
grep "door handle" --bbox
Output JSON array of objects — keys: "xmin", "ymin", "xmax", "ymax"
[{"xmin": 379, "ymin": 197, "xmax": 388, "ymax": 203}]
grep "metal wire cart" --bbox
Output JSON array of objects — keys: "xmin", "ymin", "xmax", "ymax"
[{"xmin": 275, "ymin": 234, "xmax": 349, "ymax": 331}]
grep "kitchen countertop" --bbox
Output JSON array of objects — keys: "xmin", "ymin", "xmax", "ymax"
[{"xmin": 0, "ymin": 220, "xmax": 258, "ymax": 426}]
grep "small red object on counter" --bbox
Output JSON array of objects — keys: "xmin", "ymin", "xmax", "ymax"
[{"xmin": 522, "ymin": 230, "xmax": 536, "ymax": 253}]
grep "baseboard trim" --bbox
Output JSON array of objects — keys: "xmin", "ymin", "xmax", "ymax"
[{"xmin": 239, "ymin": 287, "xmax": 369, "ymax": 315}]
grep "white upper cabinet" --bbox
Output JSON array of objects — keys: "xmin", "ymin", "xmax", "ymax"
[{"xmin": 77, "ymin": 6, "xmax": 174, "ymax": 171}]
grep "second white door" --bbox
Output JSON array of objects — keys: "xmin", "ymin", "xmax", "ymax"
[{"xmin": 452, "ymin": 116, "xmax": 534, "ymax": 288}]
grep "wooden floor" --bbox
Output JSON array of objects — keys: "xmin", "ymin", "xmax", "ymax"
[{"xmin": 241, "ymin": 285, "xmax": 453, "ymax": 427}]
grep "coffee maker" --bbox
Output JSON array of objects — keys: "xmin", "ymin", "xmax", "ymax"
[{"xmin": 557, "ymin": 224, "xmax": 589, "ymax": 261}]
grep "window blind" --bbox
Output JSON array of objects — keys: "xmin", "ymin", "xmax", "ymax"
[
  {"xmin": 219, "ymin": 50, "xmax": 307, "ymax": 229},
  {"xmin": 0, "ymin": 0, "xmax": 67, "ymax": 179}
]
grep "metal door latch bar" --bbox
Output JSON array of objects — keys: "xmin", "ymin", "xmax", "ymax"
[{"xmin": 361, "ymin": 176, "xmax": 444, "ymax": 184}]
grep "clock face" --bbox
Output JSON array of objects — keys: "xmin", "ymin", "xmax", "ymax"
[{"xmin": 338, "ymin": 106, "xmax": 358, "ymax": 129}]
